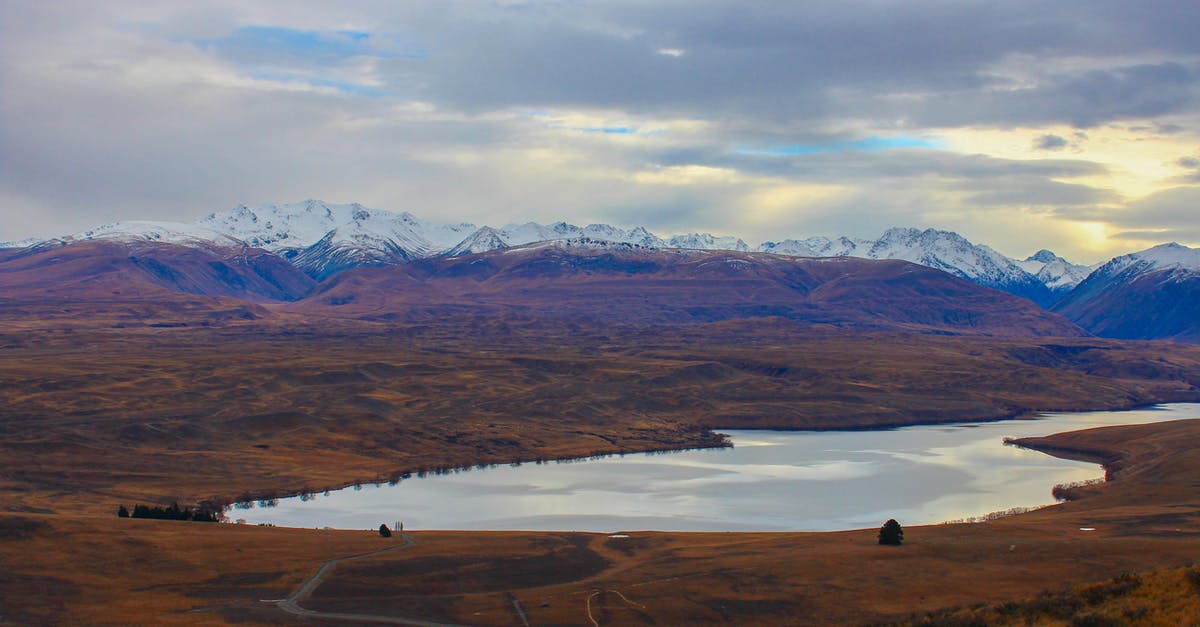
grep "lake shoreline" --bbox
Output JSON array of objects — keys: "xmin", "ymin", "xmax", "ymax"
[
  {"xmin": 229, "ymin": 404, "xmax": 1200, "ymax": 532},
  {"xmin": 220, "ymin": 399, "xmax": 1189, "ymax": 517}
]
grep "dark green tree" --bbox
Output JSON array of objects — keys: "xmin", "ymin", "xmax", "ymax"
[
  {"xmin": 117, "ymin": 505, "xmax": 130, "ymax": 518},
  {"xmin": 878, "ymin": 519, "xmax": 903, "ymax": 545},
  {"xmin": 378, "ymin": 524, "xmax": 392, "ymax": 538}
]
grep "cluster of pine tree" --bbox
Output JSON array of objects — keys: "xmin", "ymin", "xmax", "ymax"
[{"xmin": 117, "ymin": 502, "xmax": 220, "ymax": 522}]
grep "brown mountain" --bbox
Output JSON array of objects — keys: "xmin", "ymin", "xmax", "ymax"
[
  {"xmin": 0, "ymin": 240, "xmax": 313, "ymax": 326},
  {"xmin": 294, "ymin": 239, "xmax": 1085, "ymax": 336},
  {"xmin": 1055, "ymin": 270, "xmax": 1200, "ymax": 343},
  {"xmin": 1053, "ymin": 243, "xmax": 1200, "ymax": 343}
]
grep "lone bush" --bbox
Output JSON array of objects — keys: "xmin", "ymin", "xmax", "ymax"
[
  {"xmin": 378, "ymin": 524, "xmax": 392, "ymax": 537},
  {"xmin": 879, "ymin": 518, "xmax": 904, "ymax": 545}
]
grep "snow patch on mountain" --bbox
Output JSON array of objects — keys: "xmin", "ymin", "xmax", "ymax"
[
  {"xmin": 446, "ymin": 226, "xmax": 509, "ymax": 257},
  {"xmin": 198, "ymin": 200, "xmax": 474, "ymax": 256},
  {"xmin": 59, "ymin": 221, "xmax": 244, "ymax": 248},
  {"xmin": 1051, "ymin": 242, "xmax": 1200, "ymax": 342},
  {"xmin": 862, "ymin": 228, "xmax": 1024, "ymax": 288},
  {"xmin": 502, "ymin": 237, "xmax": 662, "ymax": 255},
  {"xmin": 1099, "ymin": 243, "xmax": 1200, "ymax": 277},
  {"xmin": 1016, "ymin": 250, "xmax": 1093, "ymax": 292},
  {"xmin": 758, "ymin": 228, "xmax": 1052, "ymax": 302},
  {"xmin": 757, "ymin": 236, "xmax": 868, "ymax": 257},
  {"xmin": 0, "ymin": 236, "xmax": 41, "ymax": 248},
  {"xmin": 668, "ymin": 233, "xmax": 750, "ymax": 252},
  {"xmin": 493, "ymin": 221, "xmax": 669, "ymax": 249}
]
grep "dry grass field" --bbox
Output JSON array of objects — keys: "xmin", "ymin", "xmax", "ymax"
[
  {"xmin": 4, "ymin": 319, "xmax": 1200, "ymax": 624},
  {"xmin": 4, "ymin": 320, "xmax": 1200, "ymax": 515}
]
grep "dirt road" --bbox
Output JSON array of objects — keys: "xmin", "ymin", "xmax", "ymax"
[{"xmin": 276, "ymin": 532, "xmax": 464, "ymax": 626}]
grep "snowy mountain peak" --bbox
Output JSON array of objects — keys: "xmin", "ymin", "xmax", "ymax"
[
  {"xmin": 1026, "ymin": 249, "xmax": 1059, "ymax": 264},
  {"xmin": 197, "ymin": 200, "xmax": 474, "ymax": 257},
  {"xmin": 57, "ymin": 220, "xmax": 245, "ymax": 249},
  {"xmin": 867, "ymin": 228, "xmax": 1024, "ymax": 283},
  {"xmin": 446, "ymin": 226, "xmax": 509, "ymax": 257},
  {"xmin": 627, "ymin": 227, "xmax": 666, "ymax": 248},
  {"xmin": 1015, "ymin": 250, "xmax": 1091, "ymax": 293},
  {"xmin": 667, "ymin": 233, "xmax": 750, "ymax": 252},
  {"xmin": 547, "ymin": 221, "xmax": 576, "ymax": 236},
  {"xmin": 0, "ymin": 236, "xmax": 42, "ymax": 248},
  {"xmin": 757, "ymin": 236, "xmax": 866, "ymax": 258},
  {"xmin": 1107, "ymin": 242, "xmax": 1200, "ymax": 275}
]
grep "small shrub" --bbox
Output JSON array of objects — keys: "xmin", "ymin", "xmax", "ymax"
[
  {"xmin": 1071, "ymin": 612, "xmax": 1121, "ymax": 627},
  {"xmin": 878, "ymin": 519, "xmax": 903, "ymax": 545},
  {"xmin": 1186, "ymin": 567, "xmax": 1200, "ymax": 594},
  {"xmin": 995, "ymin": 601, "xmax": 1020, "ymax": 616},
  {"xmin": 378, "ymin": 524, "xmax": 392, "ymax": 538},
  {"xmin": 1080, "ymin": 573, "xmax": 1141, "ymax": 605},
  {"xmin": 1023, "ymin": 591, "xmax": 1082, "ymax": 620},
  {"xmin": 1123, "ymin": 607, "xmax": 1148, "ymax": 620}
]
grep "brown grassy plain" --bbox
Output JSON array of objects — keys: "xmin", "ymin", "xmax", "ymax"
[
  {"xmin": 4, "ymin": 317, "xmax": 1200, "ymax": 624},
  {"xmin": 4, "ymin": 318, "xmax": 1200, "ymax": 516}
]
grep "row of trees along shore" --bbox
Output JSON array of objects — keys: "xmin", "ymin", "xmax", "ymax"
[{"xmin": 117, "ymin": 502, "xmax": 221, "ymax": 522}]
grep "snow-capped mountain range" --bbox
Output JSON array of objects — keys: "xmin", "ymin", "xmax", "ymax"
[{"xmin": 0, "ymin": 199, "xmax": 1173, "ymax": 305}]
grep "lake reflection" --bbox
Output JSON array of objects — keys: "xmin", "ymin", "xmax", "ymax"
[{"xmin": 231, "ymin": 404, "xmax": 1200, "ymax": 532}]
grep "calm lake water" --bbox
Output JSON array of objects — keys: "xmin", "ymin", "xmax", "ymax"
[{"xmin": 231, "ymin": 403, "xmax": 1200, "ymax": 532}]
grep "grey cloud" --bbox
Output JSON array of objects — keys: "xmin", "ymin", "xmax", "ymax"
[
  {"xmin": 2, "ymin": 0, "xmax": 1199, "ymax": 249},
  {"xmin": 902, "ymin": 62, "xmax": 1200, "ymax": 128},
  {"xmin": 1035, "ymin": 134, "xmax": 1068, "ymax": 150},
  {"xmin": 1122, "ymin": 187, "xmax": 1200, "ymax": 223},
  {"xmin": 959, "ymin": 179, "xmax": 1119, "ymax": 208},
  {"xmin": 718, "ymin": 150, "xmax": 1110, "ymax": 183},
  {"xmin": 1058, "ymin": 63, "xmax": 1198, "ymax": 127},
  {"xmin": 1111, "ymin": 228, "xmax": 1200, "ymax": 242},
  {"xmin": 14, "ymin": 2, "xmax": 1200, "ymax": 130},
  {"xmin": 207, "ymin": 0, "xmax": 1199, "ymax": 130},
  {"xmin": 1167, "ymin": 155, "xmax": 1200, "ymax": 184}
]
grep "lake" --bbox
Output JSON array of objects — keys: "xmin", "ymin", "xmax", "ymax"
[{"xmin": 230, "ymin": 403, "xmax": 1200, "ymax": 532}]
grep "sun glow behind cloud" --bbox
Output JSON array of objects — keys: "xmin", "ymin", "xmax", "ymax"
[
  {"xmin": 942, "ymin": 124, "xmax": 1200, "ymax": 199},
  {"xmin": 937, "ymin": 121, "xmax": 1200, "ymax": 255}
]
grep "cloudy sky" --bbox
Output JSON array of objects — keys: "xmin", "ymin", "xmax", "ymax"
[{"xmin": 3, "ymin": 0, "xmax": 1198, "ymax": 262}]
